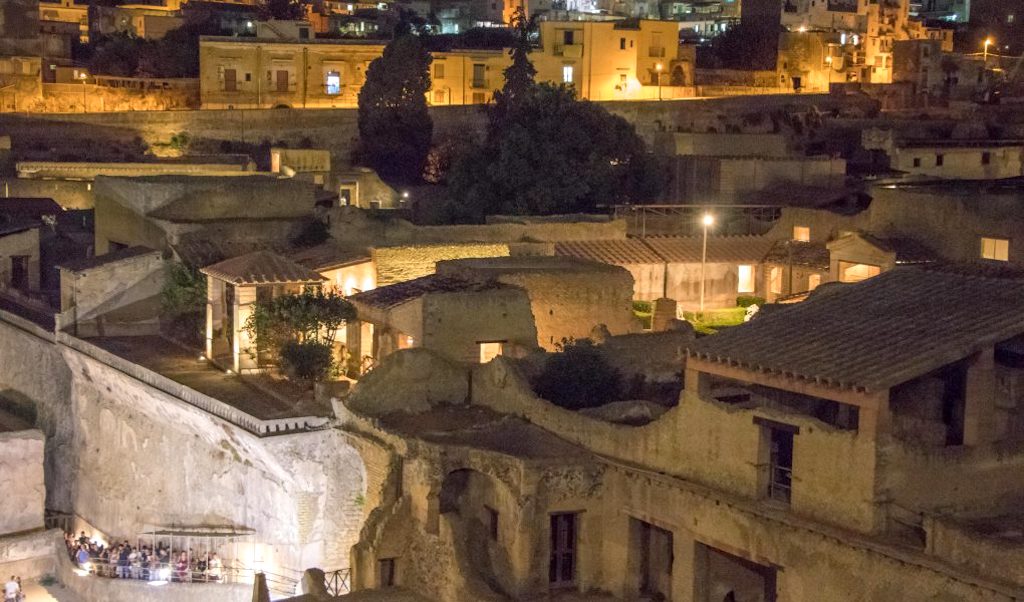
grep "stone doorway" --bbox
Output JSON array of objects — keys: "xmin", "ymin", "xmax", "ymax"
[
  {"xmin": 630, "ymin": 518, "xmax": 673, "ymax": 600},
  {"xmin": 695, "ymin": 543, "xmax": 776, "ymax": 602}
]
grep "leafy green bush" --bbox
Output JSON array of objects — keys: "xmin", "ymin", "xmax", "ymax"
[
  {"xmin": 161, "ymin": 263, "xmax": 207, "ymax": 345},
  {"xmin": 280, "ymin": 341, "xmax": 335, "ymax": 381},
  {"xmin": 532, "ymin": 339, "xmax": 622, "ymax": 410},
  {"xmin": 736, "ymin": 295, "xmax": 765, "ymax": 308},
  {"xmin": 632, "ymin": 300, "xmax": 652, "ymax": 330},
  {"xmin": 245, "ymin": 289, "xmax": 356, "ymax": 381}
]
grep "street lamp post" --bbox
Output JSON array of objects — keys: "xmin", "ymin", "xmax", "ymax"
[
  {"xmin": 655, "ymin": 62, "xmax": 663, "ymax": 101},
  {"xmin": 825, "ymin": 55, "xmax": 833, "ymax": 89},
  {"xmin": 984, "ymin": 37, "xmax": 994, "ymax": 65},
  {"xmin": 699, "ymin": 213, "xmax": 714, "ymax": 313}
]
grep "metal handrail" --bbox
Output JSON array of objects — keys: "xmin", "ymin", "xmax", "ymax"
[{"xmin": 325, "ymin": 568, "xmax": 352, "ymax": 595}]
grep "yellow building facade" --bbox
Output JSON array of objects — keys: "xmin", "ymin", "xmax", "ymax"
[
  {"xmin": 38, "ymin": 0, "xmax": 89, "ymax": 43},
  {"xmin": 198, "ymin": 19, "xmax": 689, "ymax": 109}
]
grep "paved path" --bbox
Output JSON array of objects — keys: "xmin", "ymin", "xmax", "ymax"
[{"xmin": 20, "ymin": 581, "xmax": 83, "ymax": 602}]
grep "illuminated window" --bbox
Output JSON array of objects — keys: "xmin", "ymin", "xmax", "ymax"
[
  {"xmin": 793, "ymin": 226, "xmax": 810, "ymax": 242},
  {"xmin": 981, "ymin": 237, "xmax": 1009, "ymax": 261},
  {"xmin": 562, "ymin": 65, "xmax": 574, "ymax": 83},
  {"xmin": 808, "ymin": 273, "xmax": 821, "ymax": 290},
  {"xmin": 839, "ymin": 262, "xmax": 881, "ymax": 283},
  {"xmin": 769, "ymin": 267, "xmax": 782, "ymax": 295},
  {"xmin": 737, "ymin": 264, "xmax": 755, "ymax": 293},
  {"xmin": 479, "ymin": 341, "xmax": 503, "ymax": 363},
  {"xmin": 434, "ymin": 63, "xmax": 445, "ymax": 79},
  {"xmin": 325, "ymin": 70, "xmax": 341, "ymax": 95}
]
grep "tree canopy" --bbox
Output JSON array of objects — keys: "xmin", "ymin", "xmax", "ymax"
[
  {"xmin": 258, "ymin": 0, "xmax": 305, "ymax": 21},
  {"xmin": 245, "ymin": 289, "xmax": 356, "ymax": 381},
  {"xmin": 86, "ymin": 9, "xmax": 224, "ymax": 78},
  {"xmin": 357, "ymin": 33, "xmax": 433, "ymax": 184},
  {"xmin": 532, "ymin": 339, "xmax": 622, "ymax": 410},
  {"xmin": 492, "ymin": 8, "xmax": 537, "ymax": 114},
  {"xmin": 447, "ymin": 83, "xmax": 665, "ymax": 220},
  {"xmin": 696, "ymin": 21, "xmax": 782, "ymax": 70}
]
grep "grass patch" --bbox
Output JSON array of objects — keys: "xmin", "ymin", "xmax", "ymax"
[
  {"xmin": 632, "ymin": 300, "xmax": 652, "ymax": 330},
  {"xmin": 684, "ymin": 307, "xmax": 747, "ymax": 335}
]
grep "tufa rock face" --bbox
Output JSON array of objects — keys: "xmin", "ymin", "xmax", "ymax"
[
  {"xmin": 348, "ymin": 348, "xmax": 469, "ymax": 416},
  {"xmin": 0, "ymin": 429, "xmax": 45, "ymax": 535}
]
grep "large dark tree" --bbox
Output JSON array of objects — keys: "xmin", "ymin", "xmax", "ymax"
[
  {"xmin": 492, "ymin": 8, "xmax": 537, "ymax": 114},
  {"xmin": 357, "ymin": 33, "xmax": 433, "ymax": 183},
  {"xmin": 259, "ymin": 0, "xmax": 305, "ymax": 21},
  {"xmin": 447, "ymin": 83, "xmax": 665, "ymax": 221},
  {"xmin": 697, "ymin": 21, "xmax": 782, "ymax": 70}
]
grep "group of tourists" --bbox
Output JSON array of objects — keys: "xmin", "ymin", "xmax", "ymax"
[{"xmin": 64, "ymin": 531, "xmax": 224, "ymax": 584}]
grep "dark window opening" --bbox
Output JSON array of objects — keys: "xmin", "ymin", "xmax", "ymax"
[
  {"xmin": 765, "ymin": 424, "xmax": 794, "ymax": 504},
  {"xmin": 982, "ymin": 151, "xmax": 992, "ymax": 165},
  {"xmin": 10, "ymin": 256, "xmax": 29, "ymax": 291},
  {"xmin": 549, "ymin": 513, "xmax": 577, "ymax": 587},
  {"xmin": 487, "ymin": 506, "xmax": 499, "ymax": 541},
  {"xmin": 378, "ymin": 558, "xmax": 396, "ymax": 587},
  {"xmin": 710, "ymin": 376, "xmax": 859, "ymax": 431}
]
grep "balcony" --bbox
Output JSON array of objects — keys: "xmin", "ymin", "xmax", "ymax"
[
  {"xmin": 471, "ymin": 78, "xmax": 489, "ymax": 89},
  {"xmin": 555, "ymin": 43, "xmax": 583, "ymax": 58},
  {"xmin": 649, "ymin": 46, "xmax": 666, "ymax": 58}
]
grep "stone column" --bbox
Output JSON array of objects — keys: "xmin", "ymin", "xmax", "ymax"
[
  {"xmin": 651, "ymin": 297, "xmax": 678, "ymax": 332},
  {"xmin": 345, "ymin": 320, "xmax": 362, "ymax": 376},
  {"xmin": 205, "ymin": 275, "xmax": 216, "ymax": 360},
  {"xmin": 235, "ymin": 284, "xmax": 257, "ymax": 372},
  {"xmin": 964, "ymin": 347, "xmax": 996, "ymax": 446}
]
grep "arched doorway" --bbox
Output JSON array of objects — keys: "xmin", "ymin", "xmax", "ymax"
[{"xmin": 438, "ymin": 468, "xmax": 516, "ymax": 595}]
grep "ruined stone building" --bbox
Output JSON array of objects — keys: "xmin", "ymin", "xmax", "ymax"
[{"xmin": 338, "ymin": 264, "xmax": 1024, "ymax": 601}]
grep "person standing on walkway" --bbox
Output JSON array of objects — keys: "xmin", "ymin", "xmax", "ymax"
[{"xmin": 3, "ymin": 576, "xmax": 19, "ymax": 602}]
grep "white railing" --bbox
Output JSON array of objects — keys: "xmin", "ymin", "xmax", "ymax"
[{"xmin": 54, "ymin": 331, "xmax": 328, "ymax": 437}]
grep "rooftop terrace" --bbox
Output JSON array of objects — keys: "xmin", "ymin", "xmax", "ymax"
[{"xmin": 86, "ymin": 336, "xmax": 330, "ymax": 421}]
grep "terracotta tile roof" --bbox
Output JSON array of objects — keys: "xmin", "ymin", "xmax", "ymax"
[
  {"xmin": 0, "ymin": 216, "xmax": 39, "ymax": 237},
  {"xmin": 764, "ymin": 240, "xmax": 831, "ymax": 270},
  {"xmin": 689, "ymin": 266, "xmax": 1024, "ymax": 392},
  {"xmin": 643, "ymin": 235, "xmax": 776, "ymax": 264},
  {"xmin": 287, "ymin": 242, "xmax": 371, "ymax": 271},
  {"xmin": 554, "ymin": 239, "xmax": 663, "ymax": 265},
  {"xmin": 0, "ymin": 198, "xmax": 62, "ymax": 219},
  {"xmin": 349, "ymin": 275, "xmax": 508, "ymax": 310},
  {"xmin": 555, "ymin": 236, "xmax": 776, "ymax": 266},
  {"xmin": 201, "ymin": 250, "xmax": 326, "ymax": 285},
  {"xmin": 59, "ymin": 246, "xmax": 159, "ymax": 272},
  {"xmin": 173, "ymin": 239, "xmax": 273, "ymax": 268},
  {"xmin": 860, "ymin": 234, "xmax": 937, "ymax": 264}
]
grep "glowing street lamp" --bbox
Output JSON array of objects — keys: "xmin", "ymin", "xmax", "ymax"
[
  {"xmin": 984, "ymin": 37, "xmax": 994, "ymax": 64},
  {"xmin": 700, "ymin": 213, "xmax": 714, "ymax": 313},
  {"xmin": 825, "ymin": 55, "xmax": 833, "ymax": 87},
  {"xmin": 655, "ymin": 62, "xmax": 664, "ymax": 100}
]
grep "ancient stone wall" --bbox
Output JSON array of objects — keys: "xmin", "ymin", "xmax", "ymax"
[
  {"xmin": 596, "ymin": 465, "xmax": 1017, "ymax": 602},
  {"xmin": 0, "ymin": 315, "xmax": 367, "ymax": 575},
  {"xmin": 0, "ymin": 94, "xmax": 855, "ymax": 166},
  {"xmin": 470, "ymin": 358, "xmax": 880, "ymax": 534},
  {"xmin": 0, "ymin": 530, "xmax": 61, "ymax": 581},
  {"xmin": 372, "ymin": 244, "xmax": 511, "ymax": 287},
  {"xmin": 0, "ymin": 430, "xmax": 45, "ymax": 535}
]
